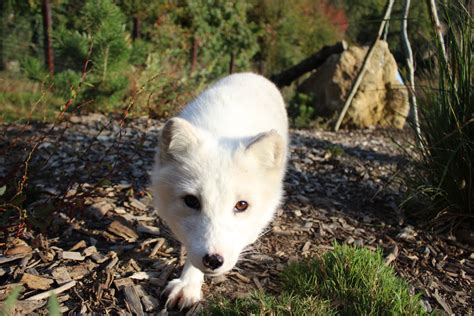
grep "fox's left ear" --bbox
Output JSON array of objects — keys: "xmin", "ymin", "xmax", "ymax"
[{"xmin": 245, "ymin": 130, "xmax": 285, "ymax": 169}]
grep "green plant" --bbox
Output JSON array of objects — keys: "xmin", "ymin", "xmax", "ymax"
[
  {"xmin": 183, "ymin": 0, "xmax": 260, "ymax": 77},
  {"xmin": 0, "ymin": 287, "xmax": 61, "ymax": 316},
  {"xmin": 403, "ymin": 1, "xmax": 472, "ymax": 225},
  {"xmin": 0, "ymin": 286, "xmax": 22, "ymax": 316},
  {"xmin": 206, "ymin": 291, "xmax": 334, "ymax": 316},
  {"xmin": 206, "ymin": 244, "xmax": 426, "ymax": 315},
  {"xmin": 52, "ymin": 0, "xmax": 131, "ymax": 111},
  {"xmin": 47, "ymin": 293, "xmax": 61, "ymax": 316},
  {"xmin": 0, "ymin": 72, "xmax": 64, "ymax": 123},
  {"xmin": 20, "ymin": 56, "xmax": 48, "ymax": 81},
  {"xmin": 129, "ymin": 39, "xmax": 151, "ymax": 66},
  {"xmin": 288, "ymin": 92, "xmax": 316, "ymax": 128}
]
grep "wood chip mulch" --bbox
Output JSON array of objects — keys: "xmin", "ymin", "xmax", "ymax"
[{"xmin": 0, "ymin": 114, "xmax": 472, "ymax": 315}]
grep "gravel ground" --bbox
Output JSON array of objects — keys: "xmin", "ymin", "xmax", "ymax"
[{"xmin": 0, "ymin": 114, "xmax": 472, "ymax": 315}]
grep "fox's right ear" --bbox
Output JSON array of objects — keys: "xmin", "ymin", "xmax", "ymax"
[{"xmin": 159, "ymin": 118, "xmax": 199, "ymax": 161}]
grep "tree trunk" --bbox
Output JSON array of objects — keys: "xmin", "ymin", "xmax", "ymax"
[
  {"xmin": 132, "ymin": 16, "xmax": 141, "ymax": 40},
  {"xmin": 0, "ymin": 0, "xmax": 5, "ymax": 70},
  {"xmin": 41, "ymin": 0, "xmax": 54, "ymax": 76},
  {"xmin": 190, "ymin": 36, "xmax": 199, "ymax": 73},
  {"xmin": 229, "ymin": 52, "xmax": 235, "ymax": 74},
  {"xmin": 401, "ymin": 0, "xmax": 422, "ymax": 142},
  {"xmin": 270, "ymin": 41, "xmax": 347, "ymax": 88}
]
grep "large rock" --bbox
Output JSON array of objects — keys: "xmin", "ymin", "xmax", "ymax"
[{"xmin": 298, "ymin": 40, "xmax": 409, "ymax": 129}]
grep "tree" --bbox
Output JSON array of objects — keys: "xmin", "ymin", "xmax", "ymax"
[
  {"xmin": 41, "ymin": 0, "xmax": 54, "ymax": 76},
  {"xmin": 249, "ymin": 0, "xmax": 345, "ymax": 76},
  {"xmin": 116, "ymin": 0, "xmax": 157, "ymax": 41},
  {"xmin": 53, "ymin": 0, "xmax": 131, "ymax": 108},
  {"xmin": 184, "ymin": 0, "xmax": 260, "ymax": 76}
]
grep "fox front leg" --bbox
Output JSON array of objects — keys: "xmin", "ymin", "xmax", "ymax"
[{"xmin": 163, "ymin": 260, "xmax": 204, "ymax": 310}]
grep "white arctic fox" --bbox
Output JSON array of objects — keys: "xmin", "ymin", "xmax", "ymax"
[{"xmin": 151, "ymin": 72, "xmax": 288, "ymax": 309}]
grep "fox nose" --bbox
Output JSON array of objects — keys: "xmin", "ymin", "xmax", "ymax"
[{"xmin": 202, "ymin": 254, "xmax": 224, "ymax": 270}]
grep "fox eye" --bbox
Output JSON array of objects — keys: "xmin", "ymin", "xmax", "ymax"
[
  {"xmin": 234, "ymin": 200, "xmax": 249, "ymax": 213},
  {"xmin": 183, "ymin": 195, "xmax": 200, "ymax": 210}
]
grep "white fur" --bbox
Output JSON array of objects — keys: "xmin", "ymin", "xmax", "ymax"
[{"xmin": 151, "ymin": 73, "xmax": 288, "ymax": 309}]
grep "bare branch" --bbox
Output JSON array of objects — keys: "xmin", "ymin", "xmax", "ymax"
[{"xmin": 401, "ymin": 0, "xmax": 422, "ymax": 142}]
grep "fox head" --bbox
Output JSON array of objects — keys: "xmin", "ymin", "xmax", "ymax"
[{"xmin": 152, "ymin": 117, "xmax": 286, "ymax": 275}]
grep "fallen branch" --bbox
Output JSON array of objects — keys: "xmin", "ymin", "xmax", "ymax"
[
  {"xmin": 25, "ymin": 280, "xmax": 76, "ymax": 301},
  {"xmin": 270, "ymin": 41, "xmax": 347, "ymax": 88}
]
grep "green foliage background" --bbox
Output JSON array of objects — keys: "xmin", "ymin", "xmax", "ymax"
[{"xmin": 0, "ymin": 0, "xmax": 435, "ymax": 120}]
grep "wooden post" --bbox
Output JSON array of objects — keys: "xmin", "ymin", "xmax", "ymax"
[
  {"xmin": 41, "ymin": 0, "xmax": 54, "ymax": 76},
  {"xmin": 401, "ymin": 0, "xmax": 422, "ymax": 141},
  {"xmin": 334, "ymin": 0, "xmax": 395, "ymax": 131}
]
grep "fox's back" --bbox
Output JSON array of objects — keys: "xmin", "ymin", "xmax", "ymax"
[{"xmin": 178, "ymin": 73, "xmax": 288, "ymax": 145}]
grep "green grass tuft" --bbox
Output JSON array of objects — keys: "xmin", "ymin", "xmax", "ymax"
[
  {"xmin": 47, "ymin": 293, "xmax": 61, "ymax": 316},
  {"xmin": 206, "ymin": 291, "xmax": 334, "ymax": 316},
  {"xmin": 205, "ymin": 244, "xmax": 426, "ymax": 315},
  {"xmin": 403, "ymin": 1, "xmax": 473, "ymax": 225},
  {"xmin": 0, "ymin": 286, "xmax": 22, "ymax": 316}
]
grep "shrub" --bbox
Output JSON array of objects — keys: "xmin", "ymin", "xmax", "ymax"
[
  {"xmin": 288, "ymin": 92, "xmax": 316, "ymax": 128},
  {"xmin": 129, "ymin": 39, "xmax": 151, "ymax": 66},
  {"xmin": 180, "ymin": 0, "xmax": 260, "ymax": 77},
  {"xmin": 403, "ymin": 1, "xmax": 473, "ymax": 226},
  {"xmin": 20, "ymin": 56, "xmax": 47, "ymax": 81},
  {"xmin": 53, "ymin": 0, "xmax": 131, "ymax": 111},
  {"xmin": 0, "ymin": 73, "xmax": 63, "ymax": 123}
]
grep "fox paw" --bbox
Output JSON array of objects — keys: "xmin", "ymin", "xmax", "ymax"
[{"xmin": 163, "ymin": 278, "xmax": 202, "ymax": 310}]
